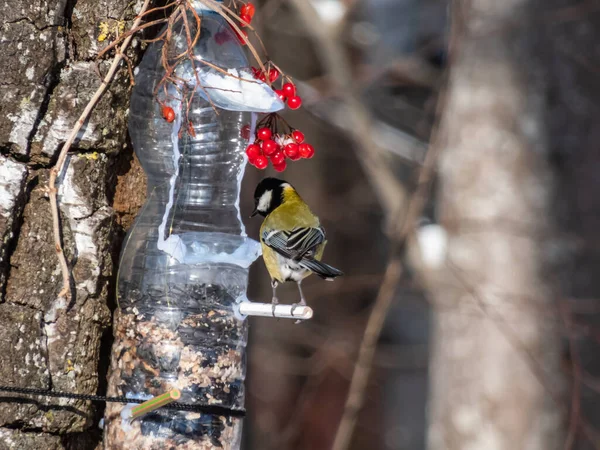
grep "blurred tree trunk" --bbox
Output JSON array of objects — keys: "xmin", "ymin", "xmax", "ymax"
[{"xmin": 422, "ymin": 1, "xmax": 567, "ymax": 449}]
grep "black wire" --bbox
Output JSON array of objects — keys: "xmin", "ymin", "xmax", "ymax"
[{"xmin": 0, "ymin": 385, "xmax": 245, "ymax": 417}]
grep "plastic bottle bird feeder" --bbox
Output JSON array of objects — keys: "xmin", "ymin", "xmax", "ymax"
[{"xmin": 103, "ymin": 3, "xmax": 288, "ymax": 448}]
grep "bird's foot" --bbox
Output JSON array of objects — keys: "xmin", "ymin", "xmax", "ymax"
[{"xmin": 271, "ymin": 297, "xmax": 279, "ymax": 318}]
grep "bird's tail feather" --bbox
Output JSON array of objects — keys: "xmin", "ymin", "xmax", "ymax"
[{"xmin": 300, "ymin": 259, "xmax": 343, "ymax": 280}]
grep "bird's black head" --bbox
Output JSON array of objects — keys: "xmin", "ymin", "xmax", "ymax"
[{"xmin": 251, "ymin": 177, "xmax": 290, "ymax": 217}]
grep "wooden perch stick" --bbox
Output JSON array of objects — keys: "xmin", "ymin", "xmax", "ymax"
[{"xmin": 48, "ymin": 0, "xmax": 151, "ymax": 297}]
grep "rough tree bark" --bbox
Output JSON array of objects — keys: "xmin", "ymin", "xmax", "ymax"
[
  {"xmin": 0, "ymin": 0, "xmax": 139, "ymax": 446},
  {"xmin": 421, "ymin": 1, "xmax": 567, "ymax": 449}
]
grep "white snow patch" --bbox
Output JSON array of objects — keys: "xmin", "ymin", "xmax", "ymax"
[
  {"xmin": 187, "ymin": 234, "xmax": 261, "ymax": 267},
  {"xmin": 274, "ymin": 133, "xmax": 294, "ymax": 147},
  {"xmin": 235, "ymin": 111, "xmax": 257, "ymax": 237},
  {"xmin": 155, "ymin": 98, "xmax": 261, "ymax": 267},
  {"xmin": 156, "ymin": 100, "xmax": 185, "ymax": 262},
  {"xmin": 191, "ymin": 0, "xmax": 220, "ymax": 10},
  {"xmin": 196, "ymin": 68, "xmax": 285, "ymax": 113}
]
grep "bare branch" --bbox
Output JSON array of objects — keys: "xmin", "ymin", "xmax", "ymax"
[
  {"xmin": 286, "ymin": 0, "xmax": 407, "ymax": 223},
  {"xmin": 48, "ymin": 0, "xmax": 152, "ymax": 297}
]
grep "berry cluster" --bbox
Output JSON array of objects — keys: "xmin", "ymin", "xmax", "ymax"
[
  {"xmin": 244, "ymin": 114, "xmax": 315, "ymax": 172},
  {"xmin": 274, "ymin": 82, "xmax": 302, "ymax": 110},
  {"xmin": 251, "ymin": 66, "xmax": 279, "ymax": 84},
  {"xmin": 233, "ymin": 2, "xmax": 255, "ymax": 45},
  {"xmin": 155, "ymin": 4, "xmax": 317, "ymax": 173},
  {"xmin": 251, "ymin": 64, "xmax": 302, "ymax": 110},
  {"xmin": 239, "ymin": 3, "xmax": 255, "ymax": 25}
]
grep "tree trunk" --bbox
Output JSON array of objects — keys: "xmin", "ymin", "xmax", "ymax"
[
  {"xmin": 0, "ymin": 0, "xmax": 138, "ymax": 446},
  {"xmin": 423, "ymin": 1, "xmax": 567, "ymax": 449}
]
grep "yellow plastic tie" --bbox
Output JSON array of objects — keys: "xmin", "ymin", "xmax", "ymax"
[{"xmin": 131, "ymin": 389, "xmax": 181, "ymax": 420}]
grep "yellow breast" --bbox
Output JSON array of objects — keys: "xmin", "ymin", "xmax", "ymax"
[{"xmin": 260, "ymin": 186, "xmax": 325, "ymax": 282}]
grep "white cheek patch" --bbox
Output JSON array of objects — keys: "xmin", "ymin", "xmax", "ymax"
[{"xmin": 258, "ymin": 190, "xmax": 273, "ymax": 212}]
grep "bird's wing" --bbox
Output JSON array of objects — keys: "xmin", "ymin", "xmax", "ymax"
[{"xmin": 262, "ymin": 227, "xmax": 326, "ymax": 261}]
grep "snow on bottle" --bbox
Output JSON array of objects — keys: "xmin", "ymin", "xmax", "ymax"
[{"xmin": 104, "ymin": 2, "xmax": 283, "ymax": 448}]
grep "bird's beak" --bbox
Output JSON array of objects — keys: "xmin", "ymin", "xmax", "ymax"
[{"xmin": 250, "ymin": 207, "xmax": 259, "ymax": 218}]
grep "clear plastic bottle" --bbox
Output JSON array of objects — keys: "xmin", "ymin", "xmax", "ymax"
[{"xmin": 104, "ymin": 3, "xmax": 282, "ymax": 448}]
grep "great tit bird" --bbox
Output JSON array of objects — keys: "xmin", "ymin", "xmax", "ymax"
[{"xmin": 251, "ymin": 177, "xmax": 343, "ymax": 313}]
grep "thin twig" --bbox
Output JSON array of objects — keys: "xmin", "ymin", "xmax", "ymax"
[
  {"xmin": 48, "ymin": 0, "xmax": 151, "ymax": 297},
  {"xmin": 281, "ymin": 1, "xmax": 442, "ymax": 448},
  {"xmin": 206, "ymin": 0, "xmax": 272, "ymax": 63},
  {"xmin": 286, "ymin": 0, "xmax": 407, "ymax": 229},
  {"xmin": 201, "ymin": 0, "xmax": 267, "ymax": 76},
  {"xmin": 330, "ymin": 77, "xmax": 444, "ymax": 450},
  {"xmin": 331, "ymin": 119, "xmax": 442, "ymax": 450}
]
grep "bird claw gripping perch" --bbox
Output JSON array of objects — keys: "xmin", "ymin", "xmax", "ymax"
[{"xmin": 234, "ymin": 274, "xmax": 314, "ymax": 322}]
